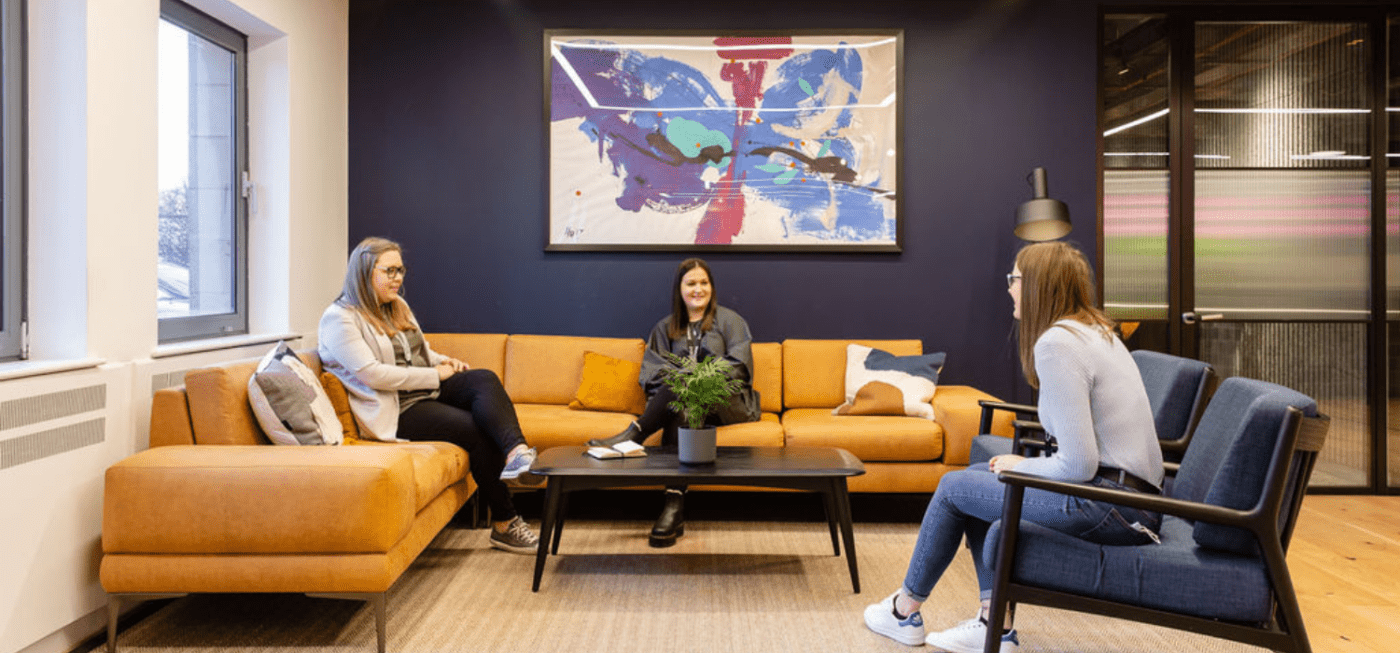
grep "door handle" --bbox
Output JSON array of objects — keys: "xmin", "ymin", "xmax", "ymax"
[{"xmin": 1181, "ymin": 311, "xmax": 1224, "ymax": 325}]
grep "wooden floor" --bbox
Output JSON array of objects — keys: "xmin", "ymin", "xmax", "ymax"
[{"xmin": 1290, "ymin": 495, "xmax": 1400, "ymax": 653}]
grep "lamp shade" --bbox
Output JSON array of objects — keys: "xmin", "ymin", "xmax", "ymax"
[{"xmin": 1014, "ymin": 167, "xmax": 1071, "ymax": 241}]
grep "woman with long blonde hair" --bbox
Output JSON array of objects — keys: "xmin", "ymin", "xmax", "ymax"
[
  {"xmin": 319, "ymin": 237, "xmax": 539, "ymax": 554},
  {"xmin": 864, "ymin": 241, "xmax": 1163, "ymax": 652}
]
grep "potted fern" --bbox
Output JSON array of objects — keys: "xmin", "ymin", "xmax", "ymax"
[{"xmin": 661, "ymin": 352, "xmax": 744, "ymax": 464}]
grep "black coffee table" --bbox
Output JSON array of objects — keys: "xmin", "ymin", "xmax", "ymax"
[{"xmin": 528, "ymin": 445, "xmax": 866, "ymax": 593}]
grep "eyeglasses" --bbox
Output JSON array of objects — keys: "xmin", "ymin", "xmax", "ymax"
[
  {"xmin": 377, "ymin": 266, "xmax": 407, "ymax": 279},
  {"xmin": 1006, "ymin": 273, "xmax": 1022, "ymax": 288}
]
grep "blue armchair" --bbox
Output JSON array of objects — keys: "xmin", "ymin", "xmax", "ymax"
[
  {"xmin": 969, "ymin": 349, "xmax": 1217, "ymax": 465},
  {"xmin": 981, "ymin": 377, "xmax": 1330, "ymax": 653}
]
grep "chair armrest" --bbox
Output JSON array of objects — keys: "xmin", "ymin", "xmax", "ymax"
[
  {"xmin": 1162, "ymin": 461, "xmax": 1181, "ymax": 477},
  {"xmin": 995, "ymin": 470, "xmax": 1262, "ymax": 529},
  {"xmin": 1010, "ymin": 420, "xmax": 1054, "ymax": 457},
  {"xmin": 979, "ymin": 399, "xmax": 1038, "ymax": 415}
]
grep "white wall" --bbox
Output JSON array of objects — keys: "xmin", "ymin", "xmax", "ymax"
[{"xmin": 0, "ymin": 2, "xmax": 348, "ymax": 653}]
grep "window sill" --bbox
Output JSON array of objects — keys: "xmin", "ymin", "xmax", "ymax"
[
  {"xmin": 152, "ymin": 332, "xmax": 303, "ymax": 359},
  {"xmin": 0, "ymin": 357, "xmax": 108, "ymax": 382}
]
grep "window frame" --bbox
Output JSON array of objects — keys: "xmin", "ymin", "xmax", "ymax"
[
  {"xmin": 157, "ymin": 0, "xmax": 249, "ymax": 343},
  {"xmin": 0, "ymin": 0, "xmax": 26, "ymax": 361}
]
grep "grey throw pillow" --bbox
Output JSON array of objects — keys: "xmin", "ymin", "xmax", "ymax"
[{"xmin": 247, "ymin": 341, "xmax": 343, "ymax": 445}]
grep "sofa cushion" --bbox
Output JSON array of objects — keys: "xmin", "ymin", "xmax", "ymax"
[
  {"xmin": 391, "ymin": 441, "xmax": 469, "ymax": 512},
  {"xmin": 515, "ymin": 403, "xmax": 638, "ymax": 449},
  {"xmin": 751, "ymin": 342, "xmax": 783, "ymax": 413},
  {"xmin": 319, "ymin": 372, "xmax": 360, "ymax": 442},
  {"xmin": 985, "ymin": 516, "xmax": 1273, "ymax": 623},
  {"xmin": 247, "ymin": 342, "xmax": 343, "ymax": 446},
  {"xmin": 715, "ymin": 413, "xmax": 786, "ymax": 447},
  {"xmin": 781, "ymin": 407, "xmax": 944, "ymax": 461},
  {"xmin": 423, "ymin": 333, "xmax": 509, "ymax": 377},
  {"xmin": 835, "ymin": 345, "xmax": 944, "ymax": 419},
  {"xmin": 782, "ymin": 339, "xmax": 923, "ymax": 409},
  {"xmin": 568, "ymin": 351, "xmax": 648, "ymax": 414},
  {"xmin": 504, "ymin": 335, "xmax": 646, "ymax": 405},
  {"xmin": 185, "ymin": 349, "xmax": 323, "ymax": 446}
]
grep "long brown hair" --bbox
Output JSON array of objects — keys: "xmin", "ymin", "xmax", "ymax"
[
  {"xmin": 337, "ymin": 236, "xmax": 418, "ymax": 336},
  {"xmin": 1014, "ymin": 241, "xmax": 1115, "ymax": 388},
  {"xmin": 667, "ymin": 258, "xmax": 717, "ymax": 339}
]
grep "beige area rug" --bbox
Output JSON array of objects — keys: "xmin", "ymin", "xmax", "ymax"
[{"xmin": 114, "ymin": 519, "xmax": 1266, "ymax": 653}]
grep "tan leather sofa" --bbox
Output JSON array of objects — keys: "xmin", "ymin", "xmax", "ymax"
[{"xmin": 101, "ymin": 333, "xmax": 1010, "ymax": 652}]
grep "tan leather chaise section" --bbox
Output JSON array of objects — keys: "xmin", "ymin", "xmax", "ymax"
[
  {"xmin": 504, "ymin": 335, "xmax": 645, "ymax": 405},
  {"xmin": 103, "ymin": 445, "xmax": 417, "ymax": 555},
  {"xmin": 424, "ymin": 333, "xmax": 509, "ymax": 377},
  {"xmin": 933, "ymin": 385, "xmax": 1014, "ymax": 466},
  {"xmin": 782, "ymin": 339, "xmax": 923, "ymax": 409},
  {"xmin": 101, "ymin": 482, "xmax": 471, "ymax": 595}
]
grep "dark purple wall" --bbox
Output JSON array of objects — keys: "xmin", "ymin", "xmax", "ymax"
[{"xmin": 348, "ymin": 0, "xmax": 1100, "ymax": 402}]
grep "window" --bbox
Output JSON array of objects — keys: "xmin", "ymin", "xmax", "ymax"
[
  {"xmin": 0, "ymin": 0, "xmax": 24, "ymax": 360},
  {"xmin": 158, "ymin": 0, "xmax": 248, "ymax": 342}
]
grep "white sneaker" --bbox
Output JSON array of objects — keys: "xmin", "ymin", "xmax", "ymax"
[
  {"xmin": 863, "ymin": 591, "xmax": 926, "ymax": 646},
  {"xmin": 925, "ymin": 616, "xmax": 1019, "ymax": 653}
]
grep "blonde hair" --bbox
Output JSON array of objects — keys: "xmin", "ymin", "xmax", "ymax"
[
  {"xmin": 1014, "ymin": 241, "xmax": 1115, "ymax": 388},
  {"xmin": 337, "ymin": 237, "xmax": 417, "ymax": 336}
]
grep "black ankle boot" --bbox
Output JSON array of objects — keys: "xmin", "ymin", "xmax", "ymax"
[
  {"xmin": 588, "ymin": 422, "xmax": 642, "ymax": 448},
  {"xmin": 649, "ymin": 488, "xmax": 685, "ymax": 548}
]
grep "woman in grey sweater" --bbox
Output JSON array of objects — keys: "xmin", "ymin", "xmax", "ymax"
[
  {"xmin": 863, "ymin": 241, "xmax": 1163, "ymax": 653},
  {"xmin": 588, "ymin": 258, "xmax": 760, "ymax": 547}
]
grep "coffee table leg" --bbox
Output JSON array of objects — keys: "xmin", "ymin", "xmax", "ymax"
[
  {"xmin": 533, "ymin": 478, "xmax": 563, "ymax": 591},
  {"xmin": 832, "ymin": 478, "xmax": 860, "ymax": 593},
  {"xmin": 820, "ymin": 489, "xmax": 840, "ymax": 556},
  {"xmin": 551, "ymin": 492, "xmax": 568, "ymax": 554}
]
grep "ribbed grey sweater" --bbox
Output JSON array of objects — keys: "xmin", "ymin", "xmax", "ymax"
[{"xmin": 1014, "ymin": 319, "xmax": 1164, "ymax": 486}]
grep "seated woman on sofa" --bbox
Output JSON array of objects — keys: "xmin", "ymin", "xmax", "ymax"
[
  {"xmin": 588, "ymin": 258, "xmax": 761, "ymax": 547},
  {"xmin": 319, "ymin": 236, "xmax": 540, "ymax": 554},
  {"xmin": 863, "ymin": 241, "xmax": 1164, "ymax": 652}
]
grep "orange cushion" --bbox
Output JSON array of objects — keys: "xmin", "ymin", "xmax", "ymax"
[
  {"xmin": 319, "ymin": 372, "xmax": 360, "ymax": 443},
  {"xmin": 568, "ymin": 351, "xmax": 648, "ymax": 414}
]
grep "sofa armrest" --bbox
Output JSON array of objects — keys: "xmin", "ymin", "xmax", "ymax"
[
  {"xmin": 933, "ymin": 386, "xmax": 1014, "ymax": 466},
  {"xmin": 149, "ymin": 387, "xmax": 196, "ymax": 447}
]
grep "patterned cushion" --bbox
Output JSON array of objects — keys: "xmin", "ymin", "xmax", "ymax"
[
  {"xmin": 834, "ymin": 345, "xmax": 945, "ymax": 419},
  {"xmin": 247, "ymin": 342, "xmax": 342, "ymax": 445}
]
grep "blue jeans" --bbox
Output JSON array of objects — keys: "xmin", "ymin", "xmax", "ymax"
[{"xmin": 902, "ymin": 464, "xmax": 1161, "ymax": 602}]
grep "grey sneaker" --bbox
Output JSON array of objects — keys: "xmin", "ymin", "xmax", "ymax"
[
  {"xmin": 925, "ymin": 616, "xmax": 1019, "ymax": 653},
  {"xmin": 489, "ymin": 516, "xmax": 539, "ymax": 554},
  {"xmin": 863, "ymin": 591, "xmax": 925, "ymax": 646},
  {"xmin": 500, "ymin": 446, "xmax": 537, "ymax": 480}
]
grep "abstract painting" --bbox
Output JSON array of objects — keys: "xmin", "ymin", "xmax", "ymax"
[{"xmin": 546, "ymin": 31, "xmax": 902, "ymax": 251}]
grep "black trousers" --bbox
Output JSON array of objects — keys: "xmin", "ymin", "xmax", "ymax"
[{"xmin": 398, "ymin": 369, "xmax": 526, "ymax": 521}]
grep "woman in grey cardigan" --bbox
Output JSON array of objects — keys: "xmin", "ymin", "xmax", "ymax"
[
  {"xmin": 319, "ymin": 237, "xmax": 539, "ymax": 554},
  {"xmin": 589, "ymin": 258, "xmax": 761, "ymax": 547}
]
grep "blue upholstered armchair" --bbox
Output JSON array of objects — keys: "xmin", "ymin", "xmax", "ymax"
[
  {"xmin": 969, "ymin": 349, "xmax": 1217, "ymax": 465},
  {"xmin": 982, "ymin": 377, "xmax": 1330, "ymax": 653}
]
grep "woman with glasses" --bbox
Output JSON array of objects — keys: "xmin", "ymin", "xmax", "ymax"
[
  {"xmin": 319, "ymin": 236, "xmax": 540, "ymax": 554},
  {"xmin": 863, "ymin": 241, "xmax": 1163, "ymax": 652}
]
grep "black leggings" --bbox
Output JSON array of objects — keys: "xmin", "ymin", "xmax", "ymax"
[{"xmin": 398, "ymin": 369, "xmax": 526, "ymax": 521}]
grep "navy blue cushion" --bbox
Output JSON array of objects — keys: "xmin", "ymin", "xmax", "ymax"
[
  {"xmin": 986, "ymin": 516, "xmax": 1274, "ymax": 622},
  {"xmin": 1184, "ymin": 378, "xmax": 1315, "ymax": 555},
  {"xmin": 1131, "ymin": 350, "xmax": 1210, "ymax": 444}
]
